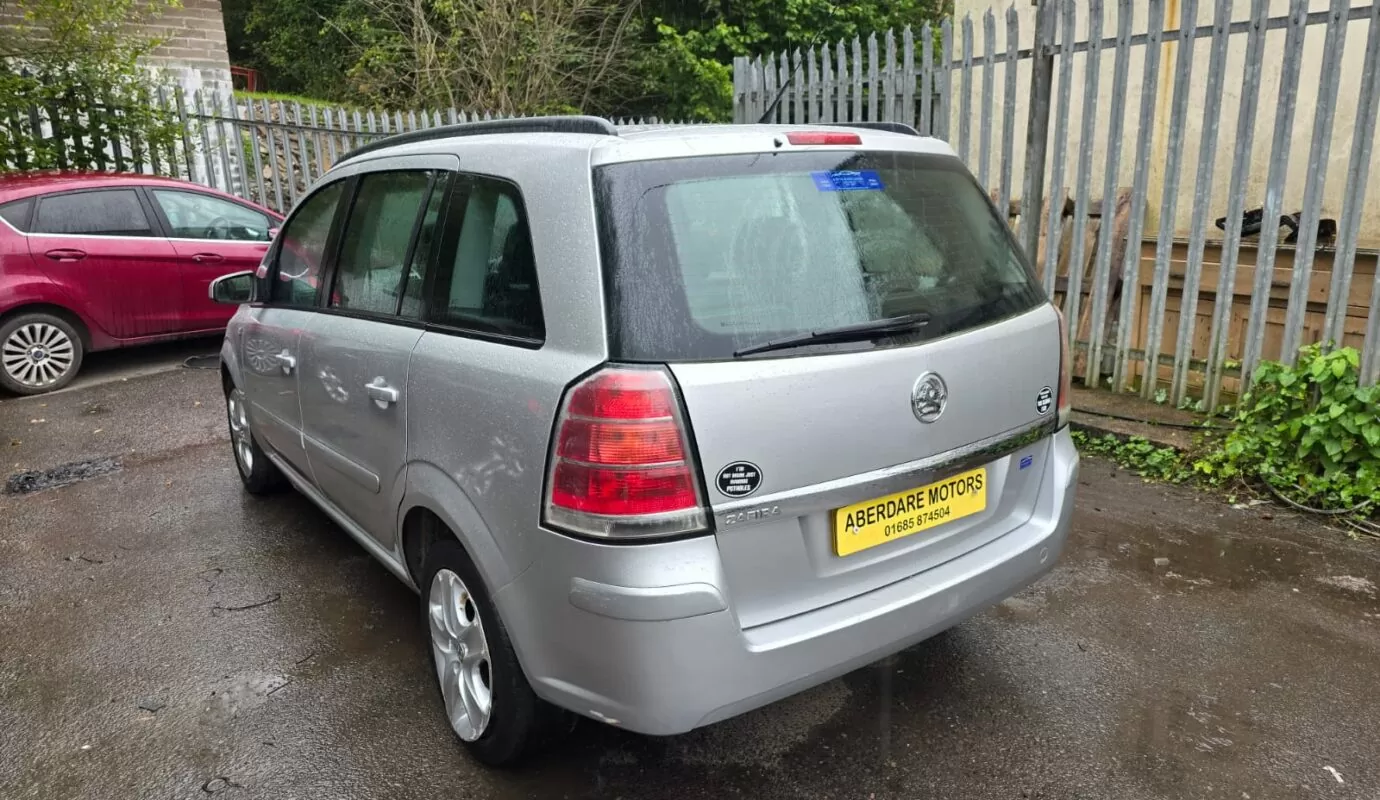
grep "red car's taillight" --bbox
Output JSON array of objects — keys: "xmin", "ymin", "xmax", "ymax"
[
  {"xmin": 544, "ymin": 367, "xmax": 708, "ymax": 539},
  {"xmin": 1056, "ymin": 306, "xmax": 1073, "ymax": 429}
]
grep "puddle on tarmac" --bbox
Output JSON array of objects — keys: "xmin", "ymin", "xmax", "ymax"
[
  {"xmin": 203, "ymin": 672, "xmax": 292, "ymax": 719},
  {"xmin": 4, "ymin": 457, "xmax": 121, "ymax": 495}
]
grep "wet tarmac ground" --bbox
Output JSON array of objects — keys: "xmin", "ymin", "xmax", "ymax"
[{"xmin": 2, "ymin": 369, "xmax": 1378, "ymax": 800}]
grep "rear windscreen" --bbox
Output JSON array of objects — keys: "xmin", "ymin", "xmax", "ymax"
[{"xmin": 594, "ymin": 150, "xmax": 1046, "ymax": 361}]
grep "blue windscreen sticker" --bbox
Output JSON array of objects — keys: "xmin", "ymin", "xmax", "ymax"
[{"xmin": 811, "ymin": 170, "xmax": 884, "ymax": 192}]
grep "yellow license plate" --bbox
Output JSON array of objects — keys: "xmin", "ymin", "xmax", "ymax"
[{"xmin": 833, "ymin": 467, "xmax": 988, "ymax": 556}]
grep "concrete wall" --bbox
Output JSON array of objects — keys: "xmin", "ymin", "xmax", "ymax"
[{"xmin": 952, "ymin": 0, "xmax": 1380, "ymax": 247}]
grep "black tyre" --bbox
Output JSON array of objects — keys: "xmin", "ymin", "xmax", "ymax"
[
  {"xmin": 0, "ymin": 312, "xmax": 84, "ymax": 395},
  {"xmin": 420, "ymin": 538, "xmax": 567, "ymax": 766},
  {"xmin": 226, "ymin": 384, "xmax": 287, "ymax": 494}
]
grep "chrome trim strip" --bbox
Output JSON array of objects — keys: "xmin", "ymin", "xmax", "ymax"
[
  {"xmin": 0, "ymin": 215, "xmax": 273, "ymax": 244},
  {"xmin": 711, "ymin": 418, "xmax": 1059, "ymax": 531}
]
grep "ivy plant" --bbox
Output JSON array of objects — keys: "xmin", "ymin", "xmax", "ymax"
[
  {"xmin": 1194, "ymin": 345, "xmax": 1379, "ymax": 512},
  {"xmin": 1069, "ymin": 430, "xmax": 1192, "ymax": 483}
]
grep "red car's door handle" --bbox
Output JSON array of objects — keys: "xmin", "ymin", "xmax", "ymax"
[
  {"xmin": 191, "ymin": 253, "xmax": 225, "ymax": 264},
  {"xmin": 44, "ymin": 248, "xmax": 86, "ymax": 262}
]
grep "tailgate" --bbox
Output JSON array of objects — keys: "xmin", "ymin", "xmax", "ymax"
[
  {"xmin": 672, "ymin": 305, "xmax": 1061, "ymax": 628},
  {"xmin": 591, "ymin": 140, "xmax": 1061, "ymax": 626}
]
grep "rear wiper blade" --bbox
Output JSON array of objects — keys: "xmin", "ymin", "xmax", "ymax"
[{"xmin": 733, "ymin": 313, "xmax": 930, "ymax": 358}]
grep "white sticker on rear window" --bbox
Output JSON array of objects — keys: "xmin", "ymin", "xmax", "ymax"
[{"xmin": 810, "ymin": 170, "xmax": 884, "ymax": 192}]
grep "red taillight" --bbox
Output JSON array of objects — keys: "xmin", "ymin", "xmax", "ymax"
[
  {"xmin": 551, "ymin": 466, "xmax": 699, "ymax": 516},
  {"xmin": 544, "ymin": 367, "xmax": 708, "ymax": 539},
  {"xmin": 1056, "ymin": 307, "xmax": 1072, "ymax": 428},
  {"xmin": 785, "ymin": 131, "xmax": 863, "ymax": 146},
  {"xmin": 566, "ymin": 369, "xmax": 677, "ymax": 419},
  {"xmin": 556, "ymin": 419, "xmax": 685, "ymax": 465}
]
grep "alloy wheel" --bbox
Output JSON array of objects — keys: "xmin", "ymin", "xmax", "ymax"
[
  {"xmin": 428, "ymin": 568, "xmax": 493, "ymax": 741},
  {"xmin": 227, "ymin": 388, "xmax": 254, "ymax": 476},
  {"xmin": 2, "ymin": 322, "xmax": 76, "ymax": 389}
]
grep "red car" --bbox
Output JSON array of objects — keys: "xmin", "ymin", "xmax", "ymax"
[{"xmin": 0, "ymin": 172, "xmax": 283, "ymax": 394}]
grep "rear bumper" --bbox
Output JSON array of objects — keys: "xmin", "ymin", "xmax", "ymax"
[{"xmin": 495, "ymin": 427, "xmax": 1079, "ymax": 736}]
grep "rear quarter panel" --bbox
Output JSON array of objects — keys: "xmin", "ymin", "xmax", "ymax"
[
  {"xmin": 395, "ymin": 138, "xmax": 610, "ymax": 592},
  {"xmin": 0, "ymin": 231, "xmax": 111, "ymax": 348}
]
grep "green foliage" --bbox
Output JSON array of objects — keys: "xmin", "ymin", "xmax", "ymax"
[
  {"xmin": 224, "ymin": 0, "xmax": 948, "ymax": 120},
  {"xmin": 1194, "ymin": 345, "xmax": 1379, "ymax": 512},
  {"xmin": 223, "ymin": 0, "xmax": 355, "ymax": 103},
  {"xmin": 638, "ymin": 21, "xmax": 737, "ymax": 122},
  {"xmin": 1070, "ymin": 430, "xmax": 1193, "ymax": 483},
  {"xmin": 0, "ymin": 0, "xmax": 183, "ymax": 171},
  {"xmin": 237, "ymin": 90, "xmax": 358, "ymax": 108},
  {"xmin": 642, "ymin": 0, "xmax": 949, "ymax": 121},
  {"xmin": 1072, "ymin": 347, "xmax": 1378, "ymax": 524}
]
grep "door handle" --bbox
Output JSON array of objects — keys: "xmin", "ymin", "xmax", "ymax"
[
  {"xmin": 274, "ymin": 350, "xmax": 296, "ymax": 374},
  {"xmin": 365, "ymin": 377, "xmax": 400, "ymax": 408},
  {"xmin": 191, "ymin": 253, "xmax": 225, "ymax": 264},
  {"xmin": 44, "ymin": 248, "xmax": 86, "ymax": 262}
]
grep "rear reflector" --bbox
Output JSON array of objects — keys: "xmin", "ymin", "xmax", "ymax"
[
  {"xmin": 785, "ymin": 131, "xmax": 863, "ymax": 146},
  {"xmin": 544, "ymin": 367, "xmax": 708, "ymax": 539}
]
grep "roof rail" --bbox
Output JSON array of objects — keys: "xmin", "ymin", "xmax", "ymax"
[
  {"xmin": 338, "ymin": 115, "xmax": 620, "ymax": 163},
  {"xmin": 819, "ymin": 121, "xmax": 921, "ymax": 137}
]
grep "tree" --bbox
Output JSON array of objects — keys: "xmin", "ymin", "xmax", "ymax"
[
  {"xmin": 330, "ymin": 0, "xmax": 642, "ymax": 115},
  {"xmin": 0, "ymin": 0, "xmax": 183, "ymax": 170},
  {"xmin": 220, "ymin": 0, "xmax": 949, "ymax": 122},
  {"xmin": 223, "ymin": 0, "xmax": 356, "ymax": 103}
]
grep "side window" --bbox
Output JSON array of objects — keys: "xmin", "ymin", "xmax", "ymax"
[
  {"xmin": 331, "ymin": 171, "xmax": 432, "ymax": 316},
  {"xmin": 33, "ymin": 190, "xmax": 153, "ymax": 236},
  {"xmin": 427, "ymin": 176, "xmax": 544, "ymax": 341},
  {"xmin": 151, "ymin": 190, "xmax": 273, "ymax": 242},
  {"xmin": 271, "ymin": 180, "xmax": 345, "ymax": 306},
  {"xmin": 400, "ymin": 174, "xmax": 450, "ymax": 320},
  {"xmin": 0, "ymin": 198, "xmax": 34, "ymax": 231}
]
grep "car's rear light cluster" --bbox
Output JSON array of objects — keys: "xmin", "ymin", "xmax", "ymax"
[
  {"xmin": 544, "ymin": 367, "xmax": 709, "ymax": 539},
  {"xmin": 1056, "ymin": 306, "xmax": 1073, "ymax": 429}
]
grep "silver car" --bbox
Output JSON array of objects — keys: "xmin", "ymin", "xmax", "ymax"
[{"xmin": 212, "ymin": 117, "xmax": 1079, "ymax": 766}]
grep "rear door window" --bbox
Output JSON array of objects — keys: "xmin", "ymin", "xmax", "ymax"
[
  {"xmin": 330, "ymin": 170, "xmax": 433, "ymax": 316},
  {"xmin": 399, "ymin": 174, "xmax": 450, "ymax": 320},
  {"xmin": 33, "ymin": 190, "xmax": 154, "ymax": 237},
  {"xmin": 594, "ymin": 151, "xmax": 1044, "ymax": 361},
  {"xmin": 151, "ymin": 189, "xmax": 273, "ymax": 242}
]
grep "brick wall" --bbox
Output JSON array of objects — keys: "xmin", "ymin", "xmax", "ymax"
[
  {"xmin": 142, "ymin": 0, "xmax": 231, "ymax": 92},
  {"xmin": 0, "ymin": 0, "xmax": 230, "ymax": 93}
]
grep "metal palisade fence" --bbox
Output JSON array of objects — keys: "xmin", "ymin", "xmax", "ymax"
[
  {"xmin": 2, "ymin": 89, "xmax": 675, "ymax": 229},
  {"xmin": 140, "ymin": 94, "xmax": 675, "ymax": 215},
  {"xmin": 733, "ymin": 0, "xmax": 1380, "ymax": 399}
]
